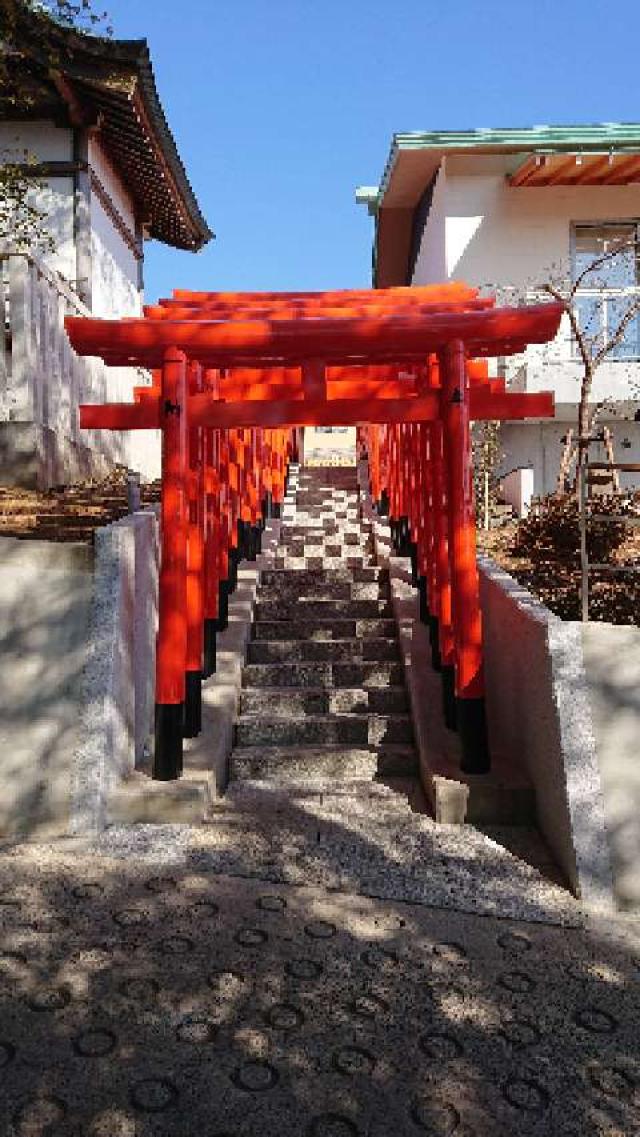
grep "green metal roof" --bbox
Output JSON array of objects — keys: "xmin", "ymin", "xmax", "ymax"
[
  {"xmin": 393, "ymin": 122, "xmax": 640, "ymax": 150},
  {"xmin": 370, "ymin": 122, "xmax": 640, "ymax": 208}
]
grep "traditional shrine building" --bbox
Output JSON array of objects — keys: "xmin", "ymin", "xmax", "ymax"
[{"xmin": 0, "ymin": 6, "xmax": 211, "ymax": 486}]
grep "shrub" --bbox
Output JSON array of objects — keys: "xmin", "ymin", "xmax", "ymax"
[{"xmin": 512, "ymin": 493, "xmax": 629, "ymax": 565}]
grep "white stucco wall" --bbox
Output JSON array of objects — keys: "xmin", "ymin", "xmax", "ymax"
[
  {"xmin": 88, "ymin": 138, "xmax": 142, "ymax": 318},
  {"xmin": 1, "ymin": 121, "xmax": 159, "ymax": 481},
  {"xmin": 413, "ymin": 153, "xmax": 640, "ymax": 293},
  {"xmin": 0, "ymin": 120, "xmax": 72, "ymax": 162},
  {"xmin": 1, "ymin": 123, "xmax": 142, "ymax": 317},
  {"xmin": 90, "ymin": 195, "xmax": 141, "ymax": 318},
  {"xmin": 412, "ymin": 163, "xmax": 447, "ymax": 282},
  {"xmin": 497, "ymin": 418, "xmax": 640, "ymax": 497},
  {"xmin": 0, "ymin": 121, "xmax": 76, "ymax": 281}
]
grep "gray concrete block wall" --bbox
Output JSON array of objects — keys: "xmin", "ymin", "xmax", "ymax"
[
  {"xmin": 581, "ymin": 623, "xmax": 640, "ymax": 909},
  {"xmin": 0, "ymin": 536, "xmax": 93, "ymax": 837},
  {"xmin": 357, "ymin": 458, "xmax": 627, "ymax": 909},
  {"xmin": 70, "ymin": 510, "xmax": 160, "ymax": 834},
  {"xmin": 132, "ymin": 511, "xmax": 160, "ymax": 766},
  {"xmin": 478, "ymin": 556, "xmax": 614, "ymax": 909}
]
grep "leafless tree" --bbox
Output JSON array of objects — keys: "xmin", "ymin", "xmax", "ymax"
[
  {"xmin": 472, "ymin": 419, "xmax": 503, "ymax": 530},
  {"xmin": 542, "ymin": 238, "xmax": 640, "ymax": 620}
]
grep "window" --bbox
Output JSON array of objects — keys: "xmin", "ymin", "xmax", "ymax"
[{"xmin": 572, "ymin": 222, "xmax": 640, "ymax": 359}]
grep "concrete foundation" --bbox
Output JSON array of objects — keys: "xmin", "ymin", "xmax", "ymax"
[
  {"xmin": 0, "ymin": 536, "xmax": 93, "ymax": 837},
  {"xmin": 478, "ymin": 556, "xmax": 615, "ymax": 909},
  {"xmin": 581, "ymin": 622, "xmax": 640, "ymax": 910},
  {"xmin": 108, "ymin": 508, "xmax": 286, "ymax": 825},
  {"xmin": 0, "ymin": 421, "xmax": 124, "ymax": 490},
  {"xmin": 70, "ymin": 510, "xmax": 160, "ymax": 835}
]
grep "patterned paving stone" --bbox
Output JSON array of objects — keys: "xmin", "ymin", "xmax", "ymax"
[{"xmin": 0, "ymin": 853, "xmax": 638, "ymax": 1136}]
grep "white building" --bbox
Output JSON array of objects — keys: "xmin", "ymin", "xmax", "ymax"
[
  {"xmin": 0, "ymin": 7, "xmax": 211, "ymax": 487},
  {"xmin": 357, "ymin": 124, "xmax": 640, "ymax": 507}
]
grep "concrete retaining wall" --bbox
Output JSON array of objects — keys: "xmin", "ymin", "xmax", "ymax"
[
  {"xmin": 478, "ymin": 556, "xmax": 619, "ymax": 909},
  {"xmin": 0, "ymin": 479, "xmax": 290, "ymax": 837},
  {"xmin": 71, "ymin": 510, "xmax": 159, "ymax": 835},
  {"xmin": 580, "ymin": 623, "xmax": 640, "ymax": 910},
  {"xmin": 358, "ymin": 458, "xmax": 634, "ymax": 910},
  {"xmin": 0, "ymin": 536, "xmax": 93, "ymax": 837}
]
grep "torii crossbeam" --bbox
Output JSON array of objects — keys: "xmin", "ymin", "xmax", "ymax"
[{"xmin": 66, "ymin": 282, "xmax": 563, "ymax": 779}]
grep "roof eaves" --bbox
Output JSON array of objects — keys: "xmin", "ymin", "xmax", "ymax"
[
  {"xmin": 377, "ymin": 136, "xmax": 401, "ymax": 205},
  {"xmin": 391, "ymin": 122, "xmax": 640, "ymax": 155},
  {"xmin": 13, "ymin": 8, "xmax": 213, "ymax": 251},
  {"xmin": 131, "ymin": 41, "xmax": 213, "ymax": 249},
  {"xmin": 372, "ymin": 122, "xmax": 640, "ymax": 210}
]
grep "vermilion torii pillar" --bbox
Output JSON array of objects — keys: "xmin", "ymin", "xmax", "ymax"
[
  {"xmin": 154, "ymin": 348, "xmax": 189, "ymax": 777},
  {"xmin": 67, "ymin": 287, "xmax": 563, "ymax": 780},
  {"xmin": 441, "ymin": 340, "xmax": 488, "ymax": 771}
]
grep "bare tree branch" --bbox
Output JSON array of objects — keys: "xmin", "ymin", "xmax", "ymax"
[
  {"xmin": 571, "ymin": 237, "xmax": 637, "ymax": 295},
  {"xmin": 593, "ymin": 295, "xmax": 640, "ymax": 369},
  {"xmin": 543, "ymin": 282, "xmax": 592, "ymax": 372}
]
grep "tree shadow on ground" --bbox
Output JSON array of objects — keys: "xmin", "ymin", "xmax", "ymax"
[{"xmin": 0, "ymin": 816, "xmax": 638, "ymax": 1137}]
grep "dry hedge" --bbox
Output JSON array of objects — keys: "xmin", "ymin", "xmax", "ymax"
[{"xmin": 512, "ymin": 493, "xmax": 630, "ymax": 565}]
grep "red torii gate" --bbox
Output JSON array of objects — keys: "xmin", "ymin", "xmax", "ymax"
[{"xmin": 66, "ymin": 283, "xmax": 562, "ymax": 779}]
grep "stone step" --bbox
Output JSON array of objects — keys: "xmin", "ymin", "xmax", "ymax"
[
  {"xmin": 230, "ymin": 743, "xmax": 418, "ymax": 782},
  {"xmin": 239, "ymin": 685, "xmax": 409, "ymax": 717},
  {"xmin": 247, "ymin": 637, "xmax": 400, "ymax": 663},
  {"xmin": 280, "ymin": 535, "xmax": 371, "ymax": 549},
  {"xmin": 281, "ymin": 539, "xmax": 373, "ymax": 555},
  {"xmin": 296, "ymin": 485, "xmax": 357, "ymax": 492},
  {"xmin": 291, "ymin": 517, "xmax": 361, "ymax": 528},
  {"xmin": 252, "ymin": 617, "xmax": 396, "ymax": 641},
  {"xmin": 257, "ymin": 580, "xmax": 389, "ymax": 601},
  {"xmin": 254, "ymin": 597, "xmax": 392, "ymax": 620},
  {"xmin": 234, "ymin": 712, "xmax": 414, "ymax": 747},
  {"xmin": 283, "ymin": 519, "xmax": 365, "ymax": 529},
  {"xmin": 260, "ymin": 566, "xmax": 388, "ymax": 586},
  {"xmin": 296, "ymin": 486, "xmax": 357, "ymax": 494},
  {"xmin": 242, "ymin": 660, "xmax": 406, "ymax": 689},
  {"xmin": 220, "ymin": 778, "xmax": 419, "ymax": 818},
  {"xmin": 295, "ymin": 494, "xmax": 357, "ymax": 501},
  {"xmin": 282, "ymin": 523, "xmax": 369, "ymax": 536},
  {"xmin": 272, "ymin": 556, "xmax": 372, "ymax": 570},
  {"xmin": 280, "ymin": 544, "xmax": 372, "ymax": 558},
  {"xmin": 292, "ymin": 510, "xmax": 361, "ymax": 520},
  {"xmin": 282, "ymin": 521, "xmax": 367, "ymax": 531}
]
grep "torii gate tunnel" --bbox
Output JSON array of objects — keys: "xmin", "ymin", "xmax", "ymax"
[{"xmin": 66, "ymin": 282, "xmax": 562, "ymax": 779}]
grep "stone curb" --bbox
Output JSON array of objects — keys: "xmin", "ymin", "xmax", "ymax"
[
  {"xmin": 356, "ymin": 459, "xmax": 534, "ymax": 828},
  {"xmin": 77, "ymin": 469, "xmax": 298, "ymax": 833},
  {"xmin": 107, "ymin": 476, "xmax": 297, "ymax": 827},
  {"xmin": 478, "ymin": 554, "xmax": 615, "ymax": 911},
  {"xmin": 356, "ymin": 458, "xmax": 616, "ymax": 911}
]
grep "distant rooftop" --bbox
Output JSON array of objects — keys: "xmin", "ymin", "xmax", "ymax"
[
  {"xmin": 356, "ymin": 122, "xmax": 640, "ymax": 286},
  {"xmin": 358, "ymin": 122, "xmax": 640, "ymax": 212}
]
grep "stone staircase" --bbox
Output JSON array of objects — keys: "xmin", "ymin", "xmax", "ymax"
[
  {"xmin": 185, "ymin": 464, "xmax": 577, "ymax": 923},
  {"xmin": 230, "ymin": 465, "xmax": 421, "ymax": 796},
  {"xmin": 99, "ymin": 463, "xmax": 577, "ymax": 923}
]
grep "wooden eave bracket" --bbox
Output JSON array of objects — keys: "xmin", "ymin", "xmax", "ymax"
[
  {"xmin": 509, "ymin": 149, "xmax": 640, "ymax": 187},
  {"xmin": 508, "ymin": 153, "xmax": 550, "ymax": 187},
  {"xmin": 49, "ymin": 70, "xmax": 97, "ymax": 128}
]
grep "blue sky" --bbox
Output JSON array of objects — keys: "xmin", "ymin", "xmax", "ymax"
[{"xmin": 105, "ymin": 0, "xmax": 640, "ymax": 302}]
